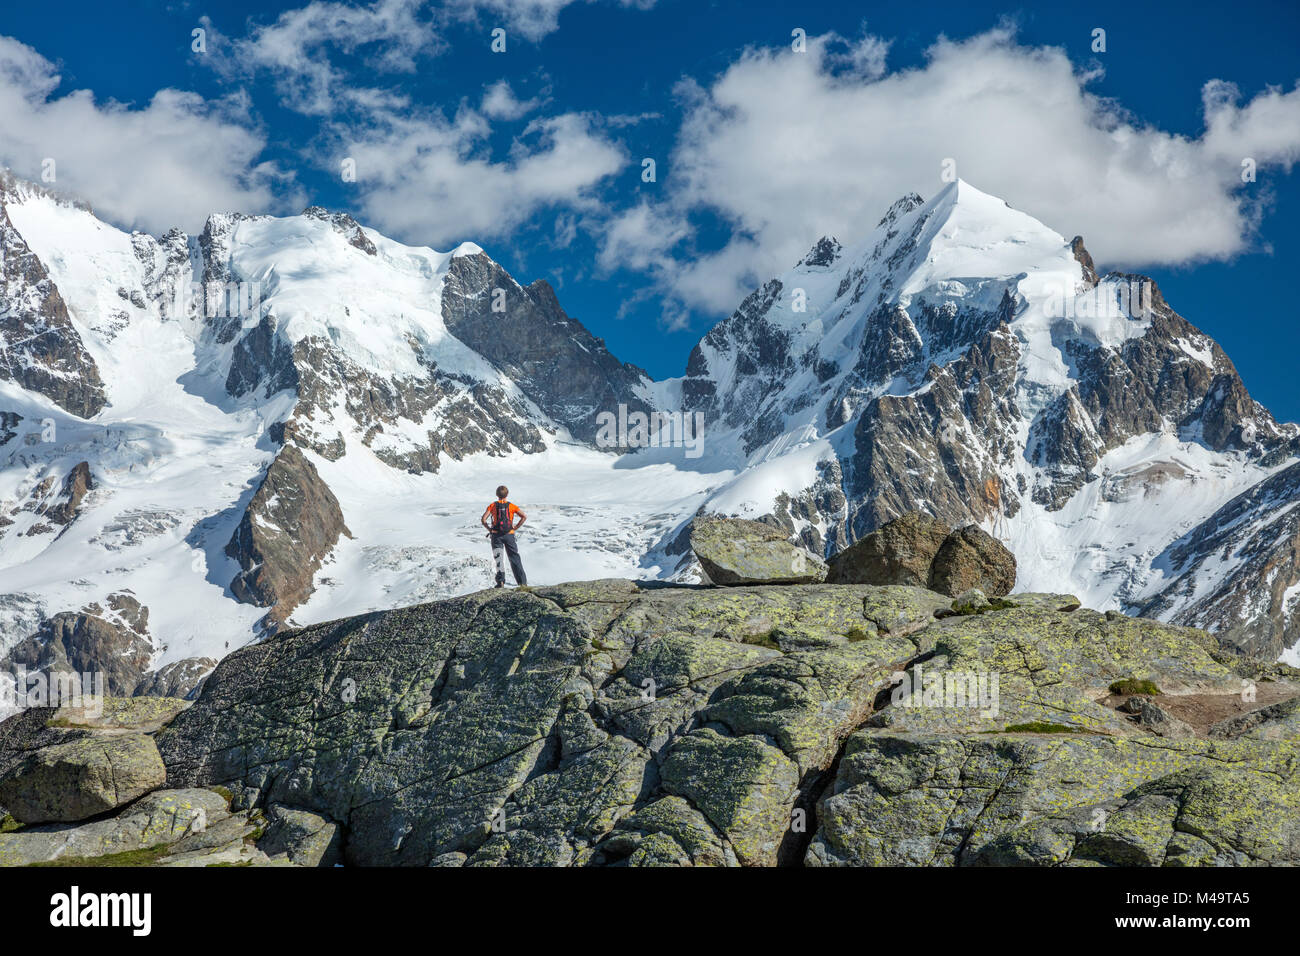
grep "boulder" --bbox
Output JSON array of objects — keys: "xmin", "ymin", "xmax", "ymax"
[
  {"xmin": 1132, "ymin": 698, "xmax": 1196, "ymax": 739},
  {"xmin": 928, "ymin": 525, "xmax": 1017, "ymax": 597},
  {"xmin": 826, "ymin": 512, "xmax": 949, "ymax": 586},
  {"xmin": 257, "ymin": 804, "xmax": 342, "ymax": 866},
  {"xmin": 0, "ymin": 732, "xmax": 166, "ymax": 823},
  {"xmin": 0, "ymin": 788, "xmax": 267, "ymax": 866},
  {"xmin": 43, "ymin": 696, "xmax": 191, "ymax": 735},
  {"xmin": 690, "ymin": 516, "xmax": 826, "ymax": 585}
]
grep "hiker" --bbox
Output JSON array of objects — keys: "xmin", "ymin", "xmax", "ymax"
[{"xmin": 482, "ymin": 485, "xmax": 527, "ymax": 587}]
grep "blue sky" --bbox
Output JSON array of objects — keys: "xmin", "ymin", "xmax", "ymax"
[{"xmin": 2, "ymin": 0, "xmax": 1299, "ymax": 419}]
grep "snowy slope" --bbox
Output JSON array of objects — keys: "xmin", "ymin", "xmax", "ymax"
[{"xmin": 0, "ymin": 178, "xmax": 730, "ymax": 701}]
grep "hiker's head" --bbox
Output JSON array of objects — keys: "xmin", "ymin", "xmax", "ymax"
[{"xmin": 496, "ymin": 485, "xmax": 509, "ymax": 500}]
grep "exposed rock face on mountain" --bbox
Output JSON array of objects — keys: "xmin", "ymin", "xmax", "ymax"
[
  {"xmin": 1138, "ymin": 459, "xmax": 1300, "ymax": 659},
  {"xmin": 2, "ymin": 594, "xmax": 155, "ymax": 695},
  {"xmin": 41, "ymin": 460, "xmax": 93, "ymax": 526},
  {"xmin": 230, "ymin": 312, "xmax": 551, "ymax": 473},
  {"xmin": 138, "ymin": 580, "xmax": 1298, "ymax": 867},
  {"xmin": 134, "ymin": 658, "xmax": 217, "ymax": 699},
  {"xmin": 439, "ymin": 252, "xmax": 654, "ymax": 445},
  {"xmin": 690, "ymin": 516, "xmax": 827, "ymax": 585},
  {"xmin": 0, "ymin": 411, "xmax": 20, "ymax": 448},
  {"xmin": 302, "ymin": 206, "xmax": 377, "ymax": 256},
  {"xmin": 226, "ymin": 444, "xmax": 351, "ymax": 624},
  {"xmin": 0, "ymin": 459, "xmax": 95, "ymax": 541},
  {"xmin": 0, "ymin": 181, "xmax": 106, "ymax": 419}
]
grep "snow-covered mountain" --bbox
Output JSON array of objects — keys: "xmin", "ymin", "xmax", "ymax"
[
  {"xmin": 677, "ymin": 180, "xmax": 1300, "ymax": 663},
  {"xmin": 1, "ymin": 171, "xmax": 1297, "ymax": 703}
]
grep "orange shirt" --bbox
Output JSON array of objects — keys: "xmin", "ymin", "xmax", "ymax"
[{"xmin": 483, "ymin": 500, "xmax": 521, "ymax": 533}]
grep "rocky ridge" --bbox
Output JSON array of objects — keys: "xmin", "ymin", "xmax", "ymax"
[{"xmin": 2, "ymin": 558, "xmax": 1293, "ymax": 867}]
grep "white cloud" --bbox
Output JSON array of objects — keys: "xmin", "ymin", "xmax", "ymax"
[
  {"xmin": 597, "ymin": 201, "xmax": 689, "ymax": 273},
  {"xmin": 202, "ymin": 0, "xmax": 439, "ymax": 116},
  {"xmin": 195, "ymin": 1, "xmax": 632, "ymax": 248},
  {"xmin": 612, "ymin": 27, "xmax": 1300, "ymax": 317},
  {"xmin": 443, "ymin": 0, "xmax": 656, "ymax": 43},
  {"xmin": 480, "ymin": 79, "xmax": 543, "ymax": 120},
  {"xmin": 0, "ymin": 35, "xmax": 296, "ymax": 234},
  {"xmin": 339, "ymin": 108, "xmax": 626, "ymax": 245}
]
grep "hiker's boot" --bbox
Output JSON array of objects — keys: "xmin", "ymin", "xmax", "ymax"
[{"xmin": 495, "ymin": 574, "xmax": 506, "ymax": 589}]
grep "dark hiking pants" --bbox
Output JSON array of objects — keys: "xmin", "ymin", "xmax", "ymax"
[{"xmin": 491, "ymin": 532, "xmax": 527, "ymax": 585}]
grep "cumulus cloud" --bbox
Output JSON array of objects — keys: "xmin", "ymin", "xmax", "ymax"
[
  {"xmin": 597, "ymin": 201, "xmax": 690, "ymax": 273},
  {"xmin": 611, "ymin": 27, "xmax": 1300, "ymax": 317},
  {"xmin": 196, "ymin": 1, "xmax": 631, "ymax": 246},
  {"xmin": 338, "ymin": 108, "xmax": 625, "ymax": 244},
  {"xmin": 0, "ymin": 35, "xmax": 296, "ymax": 234}
]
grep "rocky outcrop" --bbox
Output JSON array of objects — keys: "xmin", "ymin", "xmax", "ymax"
[
  {"xmin": 810, "ymin": 737, "xmax": 1300, "ymax": 867},
  {"xmin": 0, "ymin": 410, "xmax": 19, "ymax": 447},
  {"xmin": 302, "ymin": 206, "xmax": 377, "ymax": 256},
  {"xmin": 226, "ymin": 444, "xmax": 350, "ymax": 623},
  {"xmin": 690, "ymin": 516, "xmax": 827, "ymax": 585},
  {"xmin": 2, "ymin": 577, "xmax": 1294, "ymax": 866},
  {"xmin": 0, "ymin": 733, "xmax": 165, "ymax": 823},
  {"xmin": 0, "ymin": 460, "xmax": 97, "ymax": 541},
  {"xmin": 1070, "ymin": 235, "xmax": 1098, "ymax": 286},
  {"xmin": 41, "ymin": 461, "xmax": 93, "ymax": 525},
  {"xmin": 439, "ymin": 252, "xmax": 653, "ymax": 446},
  {"xmin": 1209, "ymin": 695, "xmax": 1300, "ymax": 741},
  {"xmin": 827, "ymin": 512, "xmax": 1016, "ymax": 597},
  {"xmin": 133, "ymin": 657, "xmax": 216, "ymax": 699},
  {"xmin": 0, "ymin": 192, "xmax": 107, "ymax": 418},
  {"xmin": 141, "ymin": 578, "xmax": 1298, "ymax": 867},
  {"xmin": 2, "ymin": 594, "xmax": 155, "ymax": 696},
  {"xmin": 0, "ymin": 698, "xmax": 320, "ymax": 866},
  {"xmin": 233, "ymin": 318, "xmax": 549, "ymax": 474}
]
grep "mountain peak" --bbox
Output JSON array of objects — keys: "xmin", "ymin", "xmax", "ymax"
[{"xmin": 885, "ymin": 179, "xmax": 1068, "ymax": 294}]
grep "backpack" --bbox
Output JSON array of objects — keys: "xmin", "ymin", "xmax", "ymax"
[{"xmin": 490, "ymin": 501, "xmax": 512, "ymax": 533}]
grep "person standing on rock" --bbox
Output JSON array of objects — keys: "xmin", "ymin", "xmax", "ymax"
[{"xmin": 482, "ymin": 485, "xmax": 527, "ymax": 588}]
